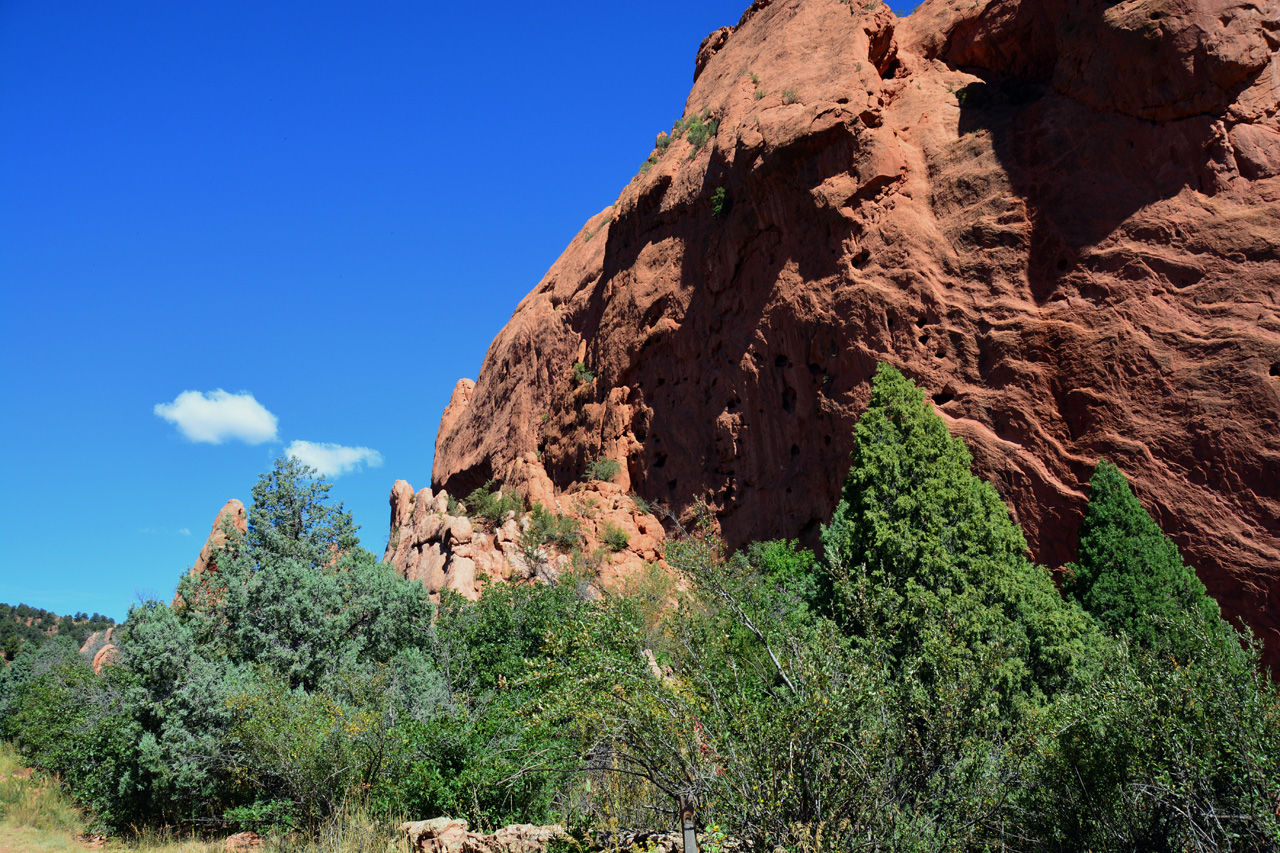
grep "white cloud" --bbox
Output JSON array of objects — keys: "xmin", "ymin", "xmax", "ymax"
[
  {"xmin": 285, "ymin": 440, "xmax": 383, "ymax": 478},
  {"xmin": 154, "ymin": 390, "xmax": 279, "ymax": 445},
  {"xmin": 178, "ymin": 528, "xmax": 191, "ymax": 536}
]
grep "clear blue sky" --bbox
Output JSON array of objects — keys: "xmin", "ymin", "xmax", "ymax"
[{"xmin": 0, "ymin": 0, "xmax": 917, "ymax": 620}]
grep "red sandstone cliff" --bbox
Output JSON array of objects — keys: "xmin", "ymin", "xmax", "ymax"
[{"xmin": 429, "ymin": 0, "xmax": 1280, "ymax": 665}]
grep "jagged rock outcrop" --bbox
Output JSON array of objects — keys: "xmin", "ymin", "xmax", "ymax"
[
  {"xmin": 400, "ymin": 818, "xmax": 568, "ymax": 853},
  {"xmin": 382, "ymin": 479, "xmax": 666, "ymax": 598},
  {"xmin": 428, "ymin": 0, "xmax": 1280, "ymax": 666},
  {"xmin": 173, "ymin": 499, "xmax": 248, "ymax": 608},
  {"xmin": 80, "ymin": 627, "xmax": 117, "ymax": 675}
]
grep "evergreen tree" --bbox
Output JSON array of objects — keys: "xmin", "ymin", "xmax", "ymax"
[
  {"xmin": 245, "ymin": 455, "xmax": 361, "ymax": 569},
  {"xmin": 821, "ymin": 363, "xmax": 1094, "ymax": 711},
  {"xmin": 1065, "ymin": 459, "xmax": 1220, "ymax": 655}
]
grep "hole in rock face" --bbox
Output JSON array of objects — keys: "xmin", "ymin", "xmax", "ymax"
[
  {"xmin": 916, "ymin": 316, "xmax": 927, "ymax": 328},
  {"xmin": 775, "ymin": 354, "xmax": 790, "ymax": 368},
  {"xmin": 836, "ymin": 96, "xmax": 850, "ymax": 104},
  {"xmin": 668, "ymin": 479, "xmax": 678, "ymax": 492},
  {"xmin": 783, "ymin": 385, "xmax": 797, "ymax": 414},
  {"xmin": 1271, "ymin": 362, "xmax": 1280, "ymax": 377},
  {"xmin": 791, "ymin": 444, "xmax": 801, "ymax": 458},
  {"xmin": 654, "ymin": 452, "xmax": 668, "ymax": 469},
  {"xmin": 1057, "ymin": 257, "xmax": 1069, "ymax": 272},
  {"xmin": 933, "ymin": 391, "xmax": 955, "ymax": 405}
]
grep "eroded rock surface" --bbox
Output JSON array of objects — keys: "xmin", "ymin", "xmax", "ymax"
[
  {"xmin": 429, "ymin": 0, "xmax": 1280, "ymax": 666},
  {"xmin": 400, "ymin": 818, "xmax": 567, "ymax": 853},
  {"xmin": 382, "ymin": 479, "xmax": 666, "ymax": 599}
]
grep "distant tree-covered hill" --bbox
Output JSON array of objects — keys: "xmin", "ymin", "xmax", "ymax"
[{"xmin": 0, "ymin": 603, "xmax": 115, "ymax": 662}]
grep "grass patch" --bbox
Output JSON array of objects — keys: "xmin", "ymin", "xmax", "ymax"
[{"xmin": 0, "ymin": 743, "xmax": 84, "ymax": 836}]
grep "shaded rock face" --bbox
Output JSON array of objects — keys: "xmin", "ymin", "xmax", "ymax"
[
  {"xmin": 431, "ymin": 0, "xmax": 1280, "ymax": 666},
  {"xmin": 382, "ymin": 479, "xmax": 666, "ymax": 600}
]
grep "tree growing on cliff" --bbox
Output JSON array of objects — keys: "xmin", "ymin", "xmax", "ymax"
[{"xmin": 1064, "ymin": 459, "xmax": 1220, "ymax": 656}]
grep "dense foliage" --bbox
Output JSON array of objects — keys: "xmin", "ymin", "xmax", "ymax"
[
  {"xmin": 0, "ymin": 603, "xmax": 115, "ymax": 662},
  {"xmin": 2, "ymin": 370, "xmax": 1276, "ymax": 851}
]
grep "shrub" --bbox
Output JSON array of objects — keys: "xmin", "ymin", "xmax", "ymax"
[
  {"xmin": 464, "ymin": 481, "xmax": 524, "ymax": 530},
  {"xmin": 781, "ymin": 88, "xmax": 799, "ymax": 104},
  {"xmin": 572, "ymin": 362, "xmax": 595, "ymax": 385},
  {"xmin": 582, "ymin": 457, "xmax": 621, "ymax": 483},
  {"xmin": 711, "ymin": 187, "xmax": 728, "ymax": 219},
  {"xmin": 671, "ymin": 109, "xmax": 718, "ymax": 156},
  {"xmin": 521, "ymin": 504, "xmax": 583, "ymax": 557},
  {"xmin": 600, "ymin": 522, "xmax": 629, "ymax": 553}
]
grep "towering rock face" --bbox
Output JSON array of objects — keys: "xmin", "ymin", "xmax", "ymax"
[{"xmin": 431, "ymin": 0, "xmax": 1280, "ymax": 665}]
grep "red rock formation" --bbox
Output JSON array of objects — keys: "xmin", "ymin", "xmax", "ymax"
[
  {"xmin": 431, "ymin": 0, "xmax": 1280, "ymax": 667},
  {"xmin": 191, "ymin": 499, "xmax": 247, "ymax": 578},
  {"xmin": 173, "ymin": 498, "xmax": 248, "ymax": 608},
  {"xmin": 382, "ymin": 479, "xmax": 667, "ymax": 600}
]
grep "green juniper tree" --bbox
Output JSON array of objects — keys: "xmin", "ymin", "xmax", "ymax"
[
  {"xmin": 820, "ymin": 363, "xmax": 1095, "ymax": 710},
  {"xmin": 1064, "ymin": 458, "xmax": 1220, "ymax": 656},
  {"xmin": 246, "ymin": 455, "xmax": 360, "ymax": 569}
]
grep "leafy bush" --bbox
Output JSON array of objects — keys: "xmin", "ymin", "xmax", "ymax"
[
  {"xmin": 582, "ymin": 457, "xmax": 620, "ymax": 483},
  {"xmin": 572, "ymin": 362, "xmax": 595, "ymax": 384},
  {"xmin": 711, "ymin": 187, "xmax": 728, "ymax": 219},
  {"xmin": 671, "ymin": 109, "xmax": 718, "ymax": 156},
  {"xmin": 464, "ymin": 481, "xmax": 524, "ymax": 530},
  {"xmin": 781, "ymin": 88, "xmax": 799, "ymax": 104},
  {"xmin": 600, "ymin": 522, "xmax": 629, "ymax": 553},
  {"xmin": 521, "ymin": 503, "xmax": 583, "ymax": 556}
]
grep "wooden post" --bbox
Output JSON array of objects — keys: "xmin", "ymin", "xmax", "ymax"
[{"xmin": 680, "ymin": 793, "xmax": 697, "ymax": 853}]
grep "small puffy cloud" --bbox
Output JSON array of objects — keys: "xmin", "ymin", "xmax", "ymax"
[
  {"xmin": 154, "ymin": 390, "xmax": 279, "ymax": 445},
  {"xmin": 286, "ymin": 440, "xmax": 383, "ymax": 478}
]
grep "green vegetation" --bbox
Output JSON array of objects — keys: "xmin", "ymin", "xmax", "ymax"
[
  {"xmin": 582, "ymin": 456, "xmax": 620, "ymax": 483},
  {"xmin": 520, "ymin": 503, "xmax": 583, "ymax": 556},
  {"xmin": 572, "ymin": 362, "xmax": 595, "ymax": 385},
  {"xmin": 600, "ymin": 522, "xmax": 629, "ymax": 553},
  {"xmin": 711, "ymin": 186, "xmax": 728, "ymax": 219},
  {"xmin": 1064, "ymin": 458, "xmax": 1219, "ymax": 655},
  {"xmin": 0, "ymin": 604, "xmax": 114, "ymax": 662},
  {"xmin": 781, "ymin": 88, "xmax": 799, "ymax": 104},
  {"xmin": 464, "ymin": 480, "xmax": 524, "ymax": 530},
  {"xmin": 1, "ymin": 370, "xmax": 1276, "ymax": 852},
  {"xmin": 671, "ymin": 109, "xmax": 718, "ymax": 156}
]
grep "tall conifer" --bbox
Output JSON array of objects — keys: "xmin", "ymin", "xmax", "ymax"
[{"xmin": 1065, "ymin": 459, "xmax": 1220, "ymax": 655}]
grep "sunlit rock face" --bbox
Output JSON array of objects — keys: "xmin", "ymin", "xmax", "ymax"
[{"xmin": 428, "ymin": 0, "xmax": 1280, "ymax": 667}]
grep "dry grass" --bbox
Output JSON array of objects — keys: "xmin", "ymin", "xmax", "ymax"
[{"xmin": 1, "ymin": 744, "xmax": 402, "ymax": 853}]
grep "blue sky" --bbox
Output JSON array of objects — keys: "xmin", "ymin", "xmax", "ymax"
[{"xmin": 0, "ymin": 0, "xmax": 917, "ymax": 620}]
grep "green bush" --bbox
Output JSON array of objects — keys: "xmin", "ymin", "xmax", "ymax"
[
  {"xmin": 572, "ymin": 362, "xmax": 595, "ymax": 385},
  {"xmin": 521, "ymin": 503, "xmax": 583, "ymax": 556},
  {"xmin": 464, "ymin": 481, "xmax": 524, "ymax": 530},
  {"xmin": 600, "ymin": 522, "xmax": 629, "ymax": 553},
  {"xmin": 711, "ymin": 187, "xmax": 728, "ymax": 219},
  {"xmin": 582, "ymin": 457, "xmax": 620, "ymax": 483},
  {"xmin": 781, "ymin": 88, "xmax": 799, "ymax": 104},
  {"xmin": 672, "ymin": 109, "xmax": 718, "ymax": 156}
]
